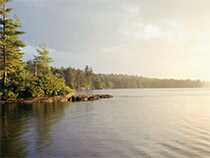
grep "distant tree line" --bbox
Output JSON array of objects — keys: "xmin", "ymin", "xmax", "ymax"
[
  {"xmin": 52, "ymin": 66, "xmax": 204, "ymax": 90},
  {"xmin": 0, "ymin": 1, "xmax": 72, "ymax": 99},
  {"xmin": 0, "ymin": 0, "xmax": 205, "ymax": 100}
]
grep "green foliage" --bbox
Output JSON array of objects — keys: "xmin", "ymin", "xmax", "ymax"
[
  {"xmin": 52, "ymin": 66, "xmax": 203, "ymax": 90},
  {"xmin": 10, "ymin": 69, "xmax": 72, "ymax": 99},
  {"xmin": 0, "ymin": 1, "xmax": 25, "ymax": 89},
  {"xmin": 34, "ymin": 48, "xmax": 53, "ymax": 76},
  {"xmin": 0, "ymin": 1, "xmax": 203, "ymax": 101},
  {"xmin": 0, "ymin": 88, "xmax": 18, "ymax": 100},
  {"xmin": 36, "ymin": 74, "xmax": 71, "ymax": 96},
  {"xmin": 0, "ymin": 91, "xmax": 3, "ymax": 97},
  {"xmin": 84, "ymin": 65, "xmax": 93, "ymax": 88},
  {"xmin": 3, "ymin": 46, "xmax": 73, "ymax": 99},
  {"xmin": 6, "ymin": 90, "xmax": 17, "ymax": 100},
  {"xmin": 17, "ymin": 49, "xmax": 72, "ymax": 98},
  {"xmin": 14, "ymin": 70, "xmax": 45, "ymax": 98}
]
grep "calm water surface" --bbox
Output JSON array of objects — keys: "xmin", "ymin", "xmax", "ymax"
[{"xmin": 2, "ymin": 88, "xmax": 210, "ymax": 157}]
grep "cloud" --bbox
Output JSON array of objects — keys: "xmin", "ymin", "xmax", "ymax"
[{"xmin": 10, "ymin": 0, "xmax": 210, "ymax": 79}]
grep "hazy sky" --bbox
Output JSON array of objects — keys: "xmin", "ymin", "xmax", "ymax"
[{"xmin": 11, "ymin": 0, "xmax": 210, "ymax": 80}]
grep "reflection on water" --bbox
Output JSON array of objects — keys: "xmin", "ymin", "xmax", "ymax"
[
  {"xmin": 2, "ymin": 89, "xmax": 210, "ymax": 157},
  {"xmin": 0, "ymin": 102, "xmax": 92, "ymax": 157}
]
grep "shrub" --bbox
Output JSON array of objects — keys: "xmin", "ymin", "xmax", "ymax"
[{"xmin": 6, "ymin": 91, "xmax": 17, "ymax": 100}]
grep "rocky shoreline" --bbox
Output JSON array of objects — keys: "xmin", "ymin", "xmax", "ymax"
[
  {"xmin": 0, "ymin": 94, "xmax": 113, "ymax": 105},
  {"xmin": 70, "ymin": 94, "xmax": 113, "ymax": 102}
]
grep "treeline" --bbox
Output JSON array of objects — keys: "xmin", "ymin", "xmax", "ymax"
[
  {"xmin": 52, "ymin": 66, "xmax": 204, "ymax": 89},
  {"xmin": 0, "ymin": 1, "xmax": 72, "ymax": 100},
  {"xmin": 0, "ymin": 0, "xmax": 205, "ymax": 100}
]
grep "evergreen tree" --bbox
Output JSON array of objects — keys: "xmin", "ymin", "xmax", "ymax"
[
  {"xmin": 0, "ymin": 0, "xmax": 25, "ymax": 90},
  {"xmin": 34, "ymin": 48, "xmax": 53, "ymax": 76},
  {"xmin": 84, "ymin": 65, "xmax": 93, "ymax": 89}
]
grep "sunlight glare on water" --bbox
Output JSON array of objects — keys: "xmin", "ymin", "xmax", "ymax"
[{"xmin": 2, "ymin": 88, "xmax": 210, "ymax": 157}]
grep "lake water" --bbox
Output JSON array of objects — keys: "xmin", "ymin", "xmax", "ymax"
[{"xmin": 2, "ymin": 88, "xmax": 210, "ymax": 157}]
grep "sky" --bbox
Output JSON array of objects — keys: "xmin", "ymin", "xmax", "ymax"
[{"xmin": 10, "ymin": 0, "xmax": 210, "ymax": 80}]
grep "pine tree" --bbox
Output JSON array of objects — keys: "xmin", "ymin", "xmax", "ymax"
[
  {"xmin": 84, "ymin": 65, "xmax": 93, "ymax": 89},
  {"xmin": 0, "ymin": 0, "xmax": 25, "ymax": 90},
  {"xmin": 34, "ymin": 48, "xmax": 53, "ymax": 76}
]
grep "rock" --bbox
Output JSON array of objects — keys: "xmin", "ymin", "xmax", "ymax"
[
  {"xmin": 69, "ymin": 94, "xmax": 113, "ymax": 102},
  {"xmin": 68, "ymin": 96, "xmax": 73, "ymax": 102},
  {"xmin": 88, "ymin": 95, "xmax": 99, "ymax": 101}
]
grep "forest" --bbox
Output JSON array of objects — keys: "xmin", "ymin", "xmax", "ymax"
[
  {"xmin": 0, "ymin": 0, "xmax": 72, "ymax": 100},
  {"xmin": 0, "ymin": 0, "xmax": 205, "ymax": 100},
  {"xmin": 52, "ymin": 66, "xmax": 204, "ymax": 90}
]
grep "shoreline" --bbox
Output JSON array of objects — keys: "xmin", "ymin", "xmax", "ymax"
[{"xmin": 0, "ymin": 94, "xmax": 113, "ymax": 105}]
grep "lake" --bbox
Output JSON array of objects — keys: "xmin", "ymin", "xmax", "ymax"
[{"xmin": 2, "ymin": 88, "xmax": 210, "ymax": 157}]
